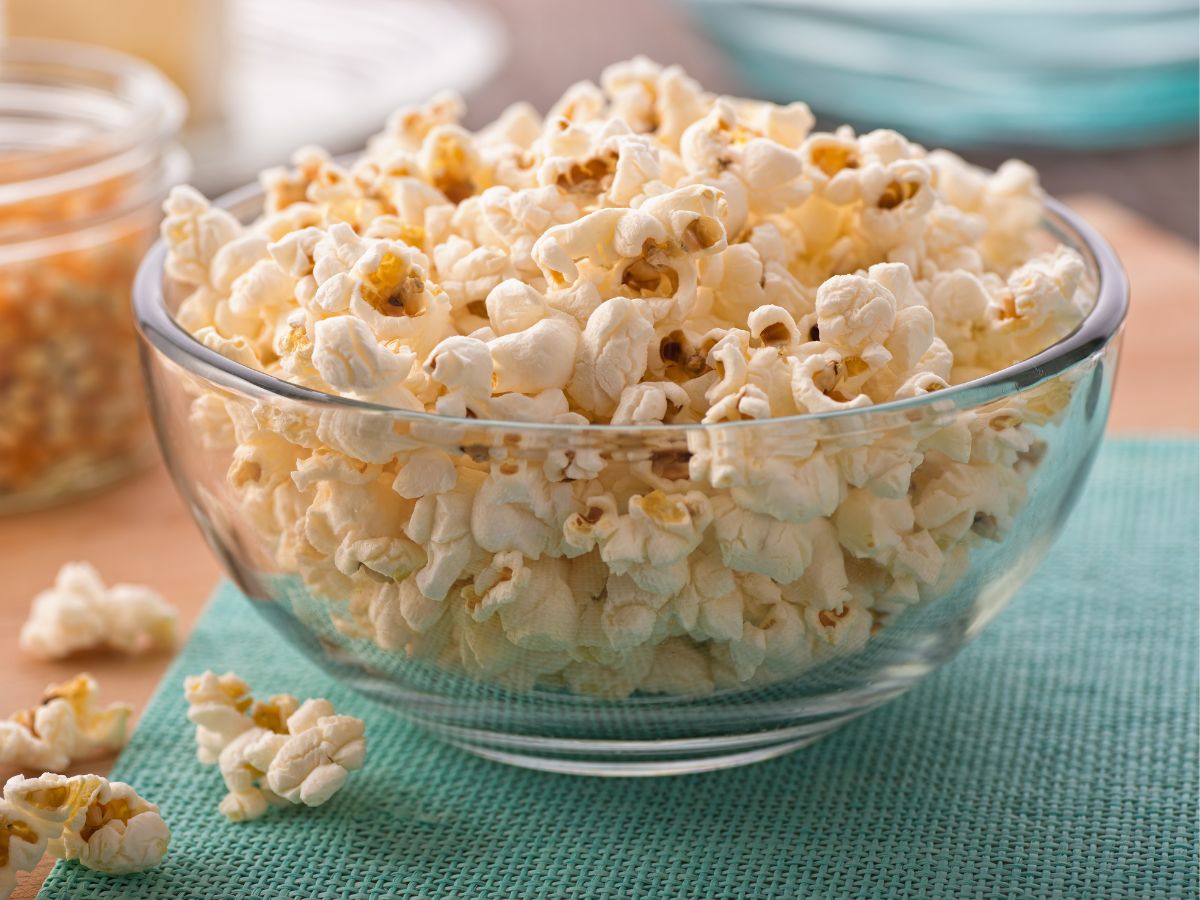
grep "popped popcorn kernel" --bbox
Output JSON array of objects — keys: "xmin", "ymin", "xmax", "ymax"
[
  {"xmin": 48, "ymin": 778, "xmax": 170, "ymax": 876},
  {"xmin": 0, "ymin": 798, "xmax": 52, "ymax": 899},
  {"xmin": 185, "ymin": 674, "xmax": 366, "ymax": 822},
  {"xmin": 164, "ymin": 59, "xmax": 1093, "ymax": 699},
  {"xmin": 20, "ymin": 563, "xmax": 176, "ymax": 660},
  {"xmin": 0, "ymin": 675, "xmax": 130, "ymax": 774},
  {"xmin": 360, "ymin": 251, "xmax": 425, "ymax": 317},
  {"xmin": 0, "ymin": 773, "xmax": 168, "ymax": 892}
]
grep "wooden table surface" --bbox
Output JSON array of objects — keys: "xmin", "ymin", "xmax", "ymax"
[{"xmin": 2, "ymin": 193, "xmax": 1196, "ymax": 896}]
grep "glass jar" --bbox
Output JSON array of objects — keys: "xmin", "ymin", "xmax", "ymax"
[{"xmin": 0, "ymin": 38, "xmax": 188, "ymax": 513}]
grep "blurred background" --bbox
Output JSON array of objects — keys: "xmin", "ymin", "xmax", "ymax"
[
  {"xmin": 0, "ymin": 5, "xmax": 1195, "ymax": 897},
  {"xmin": 4, "ymin": 0, "xmax": 1197, "ymax": 238}
]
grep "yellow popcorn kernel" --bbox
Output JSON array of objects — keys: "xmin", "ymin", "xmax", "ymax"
[
  {"xmin": 810, "ymin": 144, "xmax": 859, "ymax": 177},
  {"xmin": 621, "ymin": 241, "xmax": 680, "ymax": 297},
  {"xmin": 817, "ymin": 604, "xmax": 850, "ymax": 628},
  {"xmin": 427, "ymin": 137, "xmax": 476, "ymax": 204},
  {"xmin": 682, "ymin": 217, "xmax": 724, "ymax": 253},
  {"xmin": 249, "ymin": 695, "xmax": 298, "ymax": 734},
  {"xmin": 360, "ymin": 252, "xmax": 425, "ymax": 317},
  {"xmin": 659, "ymin": 331, "xmax": 709, "ymax": 378},
  {"xmin": 45, "ymin": 675, "xmax": 103, "ymax": 721},
  {"xmin": 757, "ymin": 322, "xmax": 793, "ymax": 347},
  {"xmin": 0, "ymin": 816, "xmax": 39, "ymax": 867},
  {"xmin": 203, "ymin": 672, "xmax": 254, "ymax": 715},
  {"xmin": 555, "ymin": 153, "xmax": 616, "ymax": 194},
  {"xmin": 843, "ymin": 356, "xmax": 870, "ymax": 378},
  {"xmin": 876, "ymin": 179, "xmax": 921, "ymax": 210},
  {"xmin": 650, "ymin": 450, "xmax": 691, "ymax": 481},
  {"xmin": 78, "ymin": 794, "xmax": 133, "ymax": 843},
  {"xmin": 395, "ymin": 223, "xmax": 426, "ymax": 246},
  {"xmin": 579, "ymin": 505, "xmax": 606, "ymax": 526},
  {"xmin": 640, "ymin": 490, "xmax": 689, "ymax": 525}
]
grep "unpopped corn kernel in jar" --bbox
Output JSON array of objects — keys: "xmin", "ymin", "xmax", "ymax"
[{"xmin": 0, "ymin": 45, "xmax": 185, "ymax": 513}]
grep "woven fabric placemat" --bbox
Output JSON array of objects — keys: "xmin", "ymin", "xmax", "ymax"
[{"xmin": 38, "ymin": 439, "xmax": 1199, "ymax": 899}]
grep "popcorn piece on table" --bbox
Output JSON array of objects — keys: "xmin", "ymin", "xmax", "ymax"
[
  {"xmin": 20, "ymin": 562, "xmax": 176, "ymax": 659},
  {"xmin": 184, "ymin": 671, "xmax": 257, "ymax": 765},
  {"xmin": 0, "ymin": 772, "xmax": 169, "ymax": 894},
  {"xmin": 50, "ymin": 778, "xmax": 170, "ymax": 875},
  {"xmin": 0, "ymin": 675, "xmax": 130, "ymax": 773},
  {"xmin": 185, "ymin": 673, "xmax": 366, "ymax": 822},
  {"xmin": 0, "ymin": 788, "xmax": 62, "ymax": 900}
]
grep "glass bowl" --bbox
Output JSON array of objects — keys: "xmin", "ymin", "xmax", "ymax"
[{"xmin": 134, "ymin": 186, "xmax": 1126, "ymax": 775}]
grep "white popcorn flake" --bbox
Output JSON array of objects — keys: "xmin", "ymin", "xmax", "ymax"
[
  {"xmin": 1, "ymin": 772, "xmax": 169, "ymax": 889},
  {"xmin": 600, "ymin": 490, "xmax": 712, "ymax": 596},
  {"xmin": 561, "ymin": 494, "xmax": 619, "ymax": 558},
  {"xmin": 162, "ymin": 185, "xmax": 242, "ymax": 288},
  {"xmin": 0, "ymin": 675, "xmax": 131, "ymax": 774},
  {"xmin": 50, "ymin": 778, "xmax": 170, "ymax": 876},
  {"xmin": 806, "ymin": 600, "xmax": 873, "ymax": 655},
  {"xmin": 567, "ymin": 296, "xmax": 655, "ymax": 417},
  {"xmin": 266, "ymin": 705, "xmax": 366, "ymax": 809},
  {"xmin": 164, "ymin": 58, "xmax": 1086, "ymax": 698},
  {"xmin": 311, "ymin": 315, "xmax": 416, "ymax": 394},
  {"xmin": 21, "ymin": 563, "xmax": 176, "ymax": 659},
  {"xmin": 0, "ymin": 794, "xmax": 52, "ymax": 898},
  {"xmin": 488, "ymin": 314, "xmax": 580, "ymax": 394},
  {"xmin": 392, "ymin": 448, "xmax": 458, "ymax": 499},
  {"xmin": 712, "ymin": 497, "xmax": 816, "ymax": 583},
  {"xmin": 611, "ymin": 381, "xmax": 690, "ymax": 426},
  {"xmin": 470, "ymin": 461, "xmax": 571, "ymax": 560},
  {"xmin": 184, "ymin": 674, "xmax": 366, "ymax": 822},
  {"xmin": 184, "ymin": 670, "xmax": 257, "ymax": 765}
]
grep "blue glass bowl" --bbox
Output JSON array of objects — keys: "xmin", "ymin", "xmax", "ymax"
[{"xmin": 677, "ymin": 0, "xmax": 1199, "ymax": 147}]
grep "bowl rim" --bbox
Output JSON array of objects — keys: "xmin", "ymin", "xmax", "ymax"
[{"xmin": 133, "ymin": 187, "xmax": 1128, "ymax": 434}]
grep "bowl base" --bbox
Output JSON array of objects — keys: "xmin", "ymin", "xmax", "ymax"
[{"xmin": 421, "ymin": 708, "xmax": 876, "ymax": 777}]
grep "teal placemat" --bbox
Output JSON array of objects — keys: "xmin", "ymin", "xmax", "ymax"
[{"xmin": 40, "ymin": 439, "xmax": 1199, "ymax": 900}]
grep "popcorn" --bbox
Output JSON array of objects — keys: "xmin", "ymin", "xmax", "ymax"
[
  {"xmin": 0, "ymin": 772, "xmax": 168, "ymax": 894},
  {"xmin": 264, "ymin": 700, "xmax": 366, "ymax": 808},
  {"xmin": 185, "ymin": 673, "xmax": 366, "ymax": 822},
  {"xmin": 488, "ymin": 315, "xmax": 580, "ymax": 394},
  {"xmin": 48, "ymin": 777, "xmax": 170, "ymax": 876},
  {"xmin": 711, "ymin": 498, "xmax": 816, "ymax": 583},
  {"xmin": 566, "ymin": 296, "xmax": 655, "ymax": 416},
  {"xmin": 1, "ymin": 675, "xmax": 130, "ymax": 773},
  {"xmin": 165, "ymin": 59, "xmax": 1090, "ymax": 699},
  {"xmin": 599, "ymin": 490, "xmax": 712, "ymax": 596},
  {"xmin": 184, "ymin": 671, "xmax": 256, "ymax": 764},
  {"xmin": 162, "ymin": 185, "xmax": 242, "ymax": 288},
  {"xmin": 20, "ymin": 563, "xmax": 176, "ymax": 659},
  {"xmin": 0, "ymin": 794, "xmax": 54, "ymax": 899}
]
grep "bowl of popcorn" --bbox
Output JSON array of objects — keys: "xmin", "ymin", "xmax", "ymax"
[{"xmin": 133, "ymin": 59, "xmax": 1127, "ymax": 775}]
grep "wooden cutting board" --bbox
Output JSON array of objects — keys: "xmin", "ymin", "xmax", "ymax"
[{"xmin": 2, "ymin": 195, "xmax": 1196, "ymax": 897}]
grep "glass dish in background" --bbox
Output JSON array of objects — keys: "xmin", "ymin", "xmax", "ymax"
[
  {"xmin": 134, "ymin": 185, "xmax": 1126, "ymax": 775},
  {"xmin": 0, "ymin": 39, "xmax": 189, "ymax": 513},
  {"xmin": 677, "ymin": 0, "xmax": 1200, "ymax": 147}
]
